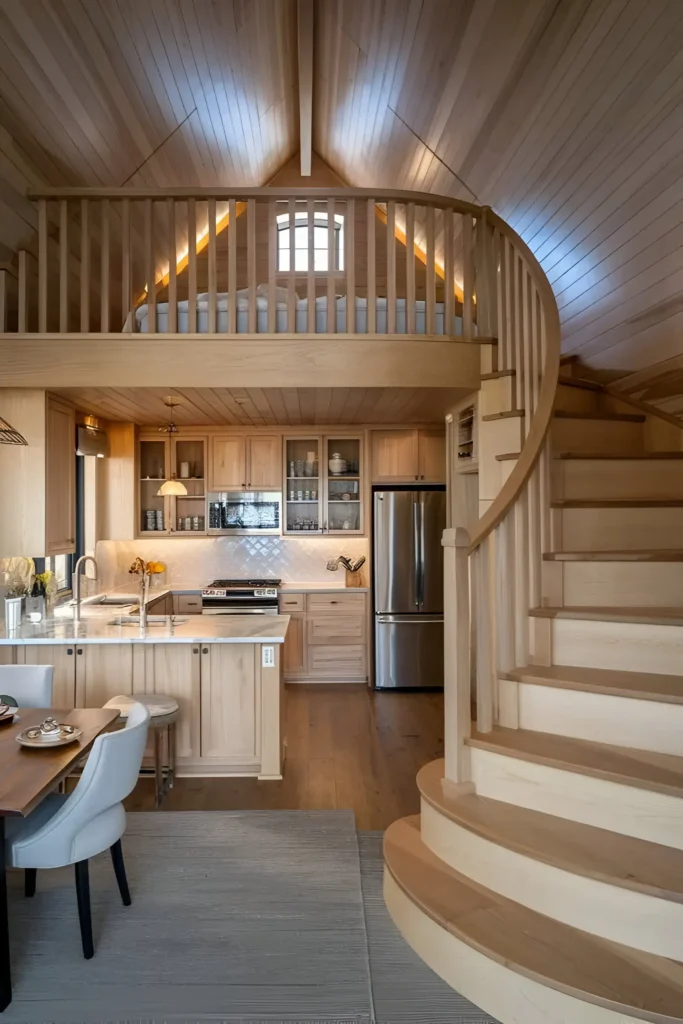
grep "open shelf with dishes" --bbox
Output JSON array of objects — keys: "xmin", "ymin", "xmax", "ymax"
[{"xmin": 283, "ymin": 434, "xmax": 365, "ymax": 535}]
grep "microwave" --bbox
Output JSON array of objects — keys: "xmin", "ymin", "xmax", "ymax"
[{"xmin": 207, "ymin": 492, "xmax": 282, "ymax": 535}]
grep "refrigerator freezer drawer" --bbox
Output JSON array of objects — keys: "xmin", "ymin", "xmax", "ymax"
[{"xmin": 374, "ymin": 616, "xmax": 444, "ymax": 689}]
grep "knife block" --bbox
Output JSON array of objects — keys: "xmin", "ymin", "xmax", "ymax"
[{"xmin": 345, "ymin": 567, "xmax": 367, "ymax": 588}]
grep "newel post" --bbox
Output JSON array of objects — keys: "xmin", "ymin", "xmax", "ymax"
[{"xmin": 442, "ymin": 527, "xmax": 471, "ymax": 783}]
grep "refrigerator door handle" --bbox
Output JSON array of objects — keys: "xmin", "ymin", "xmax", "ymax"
[
  {"xmin": 418, "ymin": 498, "xmax": 426, "ymax": 609},
  {"xmin": 412, "ymin": 500, "xmax": 421, "ymax": 607},
  {"xmin": 377, "ymin": 616, "xmax": 443, "ymax": 625}
]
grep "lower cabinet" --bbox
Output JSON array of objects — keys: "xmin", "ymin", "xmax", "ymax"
[
  {"xmin": 144, "ymin": 643, "xmax": 201, "ymax": 764},
  {"xmin": 18, "ymin": 644, "xmax": 79, "ymax": 708},
  {"xmin": 199, "ymin": 645, "xmax": 259, "ymax": 763},
  {"xmin": 19, "ymin": 643, "xmax": 134, "ymax": 709},
  {"xmin": 280, "ymin": 591, "xmax": 368, "ymax": 683}
]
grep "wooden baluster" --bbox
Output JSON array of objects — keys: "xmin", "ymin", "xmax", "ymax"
[
  {"xmin": 345, "ymin": 198, "xmax": 355, "ymax": 333},
  {"xmin": 475, "ymin": 540, "xmax": 493, "ymax": 733},
  {"xmin": 490, "ymin": 225, "xmax": 500, "ymax": 343},
  {"xmin": 513, "ymin": 487, "xmax": 530, "ymax": 667},
  {"xmin": 17, "ymin": 250, "xmax": 29, "ymax": 332},
  {"xmin": 406, "ymin": 202, "xmax": 416, "ymax": 334},
  {"xmin": 38, "ymin": 198, "xmax": 48, "ymax": 332},
  {"xmin": 247, "ymin": 197, "xmax": 257, "ymax": 333},
  {"xmin": 443, "ymin": 527, "xmax": 471, "ymax": 783},
  {"xmin": 444, "ymin": 207, "xmax": 454, "ymax": 336},
  {"xmin": 80, "ymin": 199, "xmax": 90, "ymax": 332},
  {"xmin": 426, "ymin": 205, "xmax": 435, "ymax": 335},
  {"xmin": 503, "ymin": 236, "xmax": 513, "ymax": 373},
  {"xmin": 327, "ymin": 197, "xmax": 336, "ymax": 333},
  {"xmin": 268, "ymin": 199, "xmax": 277, "ymax": 333},
  {"xmin": 187, "ymin": 198, "xmax": 197, "ymax": 333},
  {"xmin": 167, "ymin": 198, "xmax": 177, "ymax": 332},
  {"xmin": 496, "ymin": 229, "xmax": 506, "ymax": 370},
  {"xmin": 522, "ymin": 263, "xmax": 533, "ymax": 435},
  {"xmin": 513, "ymin": 250, "xmax": 523, "ymax": 412},
  {"xmin": 386, "ymin": 200, "xmax": 396, "ymax": 334},
  {"xmin": 144, "ymin": 198, "xmax": 155, "ymax": 333},
  {"xmin": 59, "ymin": 199, "xmax": 69, "ymax": 333},
  {"xmin": 287, "ymin": 197, "xmax": 296, "ymax": 334},
  {"xmin": 531, "ymin": 285, "xmax": 542, "ymax": 412},
  {"xmin": 367, "ymin": 198, "xmax": 376, "ymax": 334},
  {"xmin": 461, "ymin": 212, "xmax": 473, "ymax": 341},
  {"xmin": 207, "ymin": 197, "xmax": 217, "ymax": 333},
  {"xmin": 306, "ymin": 197, "xmax": 315, "ymax": 332},
  {"xmin": 0, "ymin": 269, "xmax": 7, "ymax": 332},
  {"xmin": 227, "ymin": 197, "xmax": 236, "ymax": 334},
  {"xmin": 528, "ymin": 463, "xmax": 542, "ymax": 609},
  {"xmin": 475, "ymin": 208, "xmax": 490, "ymax": 337},
  {"xmin": 121, "ymin": 198, "xmax": 132, "ymax": 332},
  {"xmin": 495, "ymin": 517, "xmax": 515, "ymax": 677},
  {"xmin": 100, "ymin": 199, "xmax": 110, "ymax": 332}
]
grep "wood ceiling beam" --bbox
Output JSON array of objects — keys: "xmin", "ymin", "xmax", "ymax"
[{"xmin": 297, "ymin": 0, "xmax": 314, "ymax": 176}]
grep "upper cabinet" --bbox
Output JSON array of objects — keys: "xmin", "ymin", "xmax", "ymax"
[
  {"xmin": 371, "ymin": 428, "xmax": 445, "ymax": 484},
  {"xmin": 138, "ymin": 434, "xmax": 207, "ymax": 536},
  {"xmin": 209, "ymin": 435, "xmax": 280, "ymax": 491},
  {"xmin": 45, "ymin": 397, "xmax": 76, "ymax": 554},
  {"xmin": 284, "ymin": 434, "xmax": 365, "ymax": 535}
]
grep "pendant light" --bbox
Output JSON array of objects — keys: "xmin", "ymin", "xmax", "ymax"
[
  {"xmin": 0, "ymin": 415, "xmax": 28, "ymax": 445},
  {"xmin": 157, "ymin": 398, "xmax": 187, "ymax": 496}
]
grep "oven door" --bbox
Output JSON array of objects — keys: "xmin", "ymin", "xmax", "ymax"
[{"xmin": 202, "ymin": 604, "xmax": 278, "ymax": 616}]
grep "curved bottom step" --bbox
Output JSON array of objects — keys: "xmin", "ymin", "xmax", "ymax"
[{"xmin": 384, "ymin": 816, "xmax": 683, "ymax": 1024}]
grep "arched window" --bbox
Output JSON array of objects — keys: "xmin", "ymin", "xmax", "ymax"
[{"xmin": 276, "ymin": 211, "xmax": 344, "ymax": 272}]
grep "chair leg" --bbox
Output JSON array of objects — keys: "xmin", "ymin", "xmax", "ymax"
[
  {"xmin": 110, "ymin": 839, "xmax": 131, "ymax": 907},
  {"xmin": 74, "ymin": 860, "xmax": 94, "ymax": 960},
  {"xmin": 24, "ymin": 869, "xmax": 36, "ymax": 898}
]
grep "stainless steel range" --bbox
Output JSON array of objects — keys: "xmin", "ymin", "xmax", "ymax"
[{"xmin": 201, "ymin": 578, "xmax": 282, "ymax": 615}]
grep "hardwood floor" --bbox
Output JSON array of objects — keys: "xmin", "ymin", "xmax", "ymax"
[{"xmin": 126, "ymin": 685, "xmax": 444, "ymax": 830}]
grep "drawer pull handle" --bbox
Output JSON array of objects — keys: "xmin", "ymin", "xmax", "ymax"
[
  {"xmin": 330, "ymin": 600, "xmax": 338, "ymax": 604},
  {"xmin": 202, "ymin": 647, "xmax": 209, "ymax": 654},
  {"xmin": 67, "ymin": 648, "xmax": 73, "ymax": 655},
  {"xmin": 193, "ymin": 648, "xmax": 199, "ymax": 654}
]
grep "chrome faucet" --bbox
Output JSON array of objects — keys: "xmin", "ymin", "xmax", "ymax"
[{"xmin": 72, "ymin": 555, "xmax": 98, "ymax": 620}]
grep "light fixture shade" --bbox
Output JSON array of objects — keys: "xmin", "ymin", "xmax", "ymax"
[
  {"xmin": 157, "ymin": 478, "xmax": 188, "ymax": 496},
  {"xmin": 0, "ymin": 416, "xmax": 28, "ymax": 445}
]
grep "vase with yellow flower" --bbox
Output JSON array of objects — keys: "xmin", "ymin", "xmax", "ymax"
[{"xmin": 128, "ymin": 558, "xmax": 166, "ymax": 628}]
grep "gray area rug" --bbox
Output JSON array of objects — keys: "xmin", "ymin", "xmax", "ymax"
[{"xmin": 1, "ymin": 812, "xmax": 496, "ymax": 1024}]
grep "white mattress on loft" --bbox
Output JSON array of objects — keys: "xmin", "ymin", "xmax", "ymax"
[{"xmin": 131, "ymin": 291, "xmax": 465, "ymax": 335}]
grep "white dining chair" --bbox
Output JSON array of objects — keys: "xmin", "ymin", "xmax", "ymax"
[
  {"xmin": 0, "ymin": 664, "xmax": 53, "ymax": 708},
  {"xmin": 6, "ymin": 701, "xmax": 150, "ymax": 958}
]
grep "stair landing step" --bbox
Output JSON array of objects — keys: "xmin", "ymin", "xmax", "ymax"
[
  {"xmin": 530, "ymin": 606, "xmax": 683, "ymax": 626},
  {"xmin": 557, "ymin": 451, "xmax": 683, "ymax": 459},
  {"xmin": 418, "ymin": 759, "xmax": 683, "ymax": 900},
  {"xmin": 385, "ymin": 816, "xmax": 683, "ymax": 1023},
  {"xmin": 552, "ymin": 499, "xmax": 683, "ymax": 508},
  {"xmin": 467, "ymin": 726, "xmax": 683, "ymax": 798},
  {"xmin": 544, "ymin": 550, "xmax": 683, "ymax": 562},
  {"xmin": 505, "ymin": 663, "xmax": 683, "ymax": 704},
  {"xmin": 554, "ymin": 410, "xmax": 645, "ymax": 422}
]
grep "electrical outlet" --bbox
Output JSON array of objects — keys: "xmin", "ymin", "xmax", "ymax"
[{"xmin": 262, "ymin": 645, "xmax": 275, "ymax": 668}]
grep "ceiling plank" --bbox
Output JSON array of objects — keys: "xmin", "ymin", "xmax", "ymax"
[{"xmin": 297, "ymin": 0, "xmax": 314, "ymax": 176}]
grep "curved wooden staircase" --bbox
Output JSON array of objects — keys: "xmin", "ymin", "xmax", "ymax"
[{"xmin": 384, "ymin": 221, "xmax": 683, "ymax": 1022}]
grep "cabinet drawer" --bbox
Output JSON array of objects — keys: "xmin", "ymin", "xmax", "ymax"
[
  {"xmin": 307, "ymin": 592, "xmax": 365, "ymax": 613},
  {"xmin": 176, "ymin": 594, "xmax": 203, "ymax": 614},
  {"xmin": 308, "ymin": 645, "xmax": 367, "ymax": 680},
  {"xmin": 308, "ymin": 612, "xmax": 365, "ymax": 645},
  {"xmin": 279, "ymin": 593, "xmax": 305, "ymax": 613}
]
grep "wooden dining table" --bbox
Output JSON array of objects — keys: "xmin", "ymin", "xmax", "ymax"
[{"xmin": 0, "ymin": 707, "xmax": 119, "ymax": 1011}]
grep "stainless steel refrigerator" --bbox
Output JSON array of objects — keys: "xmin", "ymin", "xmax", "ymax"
[{"xmin": 373, "ymin": 488, "xmax": 446, "ymax": 689}]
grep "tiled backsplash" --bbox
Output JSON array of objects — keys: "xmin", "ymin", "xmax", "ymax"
[{"xmin": 96, "ymin": 537, "xmax": 370, "ymax": 588}]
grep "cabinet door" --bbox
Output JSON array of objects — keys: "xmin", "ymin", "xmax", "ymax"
[
  {"xmin": 76, "ymin": 644, "xmax": 134, "ymax": 708},
  {"xmin": 209, "ymin": 436, "xmax": 247, "ymax": 490},
  {"xmin": 46, "ymin": 398, "xmax": 75, "ymax": 554},
  {"xmin": 247, "ymin": 436, "xmax": 281, "ymax": 490},
  {"xmin": 175, "ymin": 594, "xmax": 202, "ymax": 614},
  {"xmin": 418, "ymin": 429, "xmax": 446, "ymax": 483},
  {"xmin": 371, "ymin": 430, "xmax": 418, "ymax": 482},
  {"xmin": 20, "ymin": 645, "xmax": 76, "ymax": 708},
  {"xmin": 147, "ymin": 643, "xmax": 200, "ymax": 762},
  {"xmin": 200, "ymin": 644, "xmax": 259, "ymax": 761},
  {"xmin": 308, "ymin": 645, "xmax": 366, "ymax": 681},
  {"xmin": 282, "ymin": 612, "xmax": 306, "ymax": 677}
]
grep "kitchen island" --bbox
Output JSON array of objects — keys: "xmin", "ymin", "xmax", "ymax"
[{"xmin": 0, "ymin": 613, "xmax": 289, "ymax": 780}]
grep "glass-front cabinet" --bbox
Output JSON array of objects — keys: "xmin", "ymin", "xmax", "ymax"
[
  {"xmin": 172, "ymin": 437, "xmax": 206, "ymax": 534},
  {"xmin": 139, "ymin": 438, "xmax": 168, "ymax": 535},
  {"xmin": 138, "ymin": 435, "xmax": 207, "ymax": 536},
  {"xmin": 283, "ymin": 434, "xmax": 364, "ymax": 535}
]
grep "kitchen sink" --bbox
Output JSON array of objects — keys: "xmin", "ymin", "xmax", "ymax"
[
  {"xmin": 108, "ymin": 615, "xmax": 188, "ymax": 626},
  {"xmin": 88, "ymin": 595, "xmax": 137, "ymax": 606}
]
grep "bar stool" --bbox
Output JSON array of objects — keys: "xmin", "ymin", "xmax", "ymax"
[{"xmin": 103, "ymin": 694, "xmax": 179, "ymax": 808}]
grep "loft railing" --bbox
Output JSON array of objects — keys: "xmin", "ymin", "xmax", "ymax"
[
  {"xmin": 1, "ymin": 187, "xmax": 496, "ymax": 338},
  {"xmin": 443, "ymin": 212, "xmax": 561, "ymax": 783}
]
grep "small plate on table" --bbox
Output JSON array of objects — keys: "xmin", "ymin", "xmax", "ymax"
[
  {"xmin": 16, "ymin": 719, "xmax": 82, "ymax": 749},
  {"xmin": 0, "ymin": 703, "xmax": 18, "ymax": 727}
]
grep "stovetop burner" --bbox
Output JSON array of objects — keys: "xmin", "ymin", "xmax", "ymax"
[{"xmin": 208, "ymin": 578, "xmax": 282, "ymax": 588}]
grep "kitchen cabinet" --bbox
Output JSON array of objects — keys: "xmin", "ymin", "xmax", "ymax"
[
  {"xmin": 209, "ymin": 435, "xmax": 280, "ymax": 491},
  {"xmin": 279, "ymin": 591, "xmax": 367, "ymax": 683},
  {"xmin": 46, "ymin": 397, "xmax": 76, "ymax": 554},
  {"xmin": 20, "ymin": 642, "xmax": 133, "ymax": 710},
  {"xmin": 370, "ymin": 428, "xmax": 445, "ymax": 483},
  {"xmin": 138, "ymin": 435, "xmax": 207, "ymax": 536},
  {"xmin": 145, "ymin": 643, "xmax": 201, "ymax": 763},
  {"xmin": 282, "ymin": 613, "xmax": 306, "ymax": 676},
  {"xmin": 284, "ymin": 434, "xmax": 365, "ymax": 535},
  {"xmin": 19, "ymin": 644, "xmax": 77, "ymax": 707},
  {"xmin": 200, "ymin": 644, "xmax": 260, "ymax": 762}
]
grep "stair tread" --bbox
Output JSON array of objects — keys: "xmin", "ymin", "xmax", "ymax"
[
  {"xmin": 544, "ymin": 550, "xmax": 683, "ymax": 562},
  {"xmin": 481, "ymin": 369, "xmax": 514, "ymax": 379},
  {"xmin": 495, "ymin": 452, "xmax": 519, "ymax": 461},
  {"xmin": 467, "ymin": 725, "xmax": 683, "ymax": 797},
  {"xmin": 557, "ymin": 376, "xmax": 602, "ymax": 392},
  {"xmin": 505, "ymin": 663, "xmax": 683, "ymax": 704},
  {"xmin": 385, "ymin": 815, "xmax": 683, "ymax": 1023},
  {"xmin": 481, "ymin": 410, "xmax": 523, "ymax": 421},
  {"xmin": 557, "ymin": 451, "xmax": 683, "ymax": 459},
  {"xmin": 418, "ymin": 759, "xmax": 683, "ymax": 899},
  {"xmin": 554, "ymin": 410, "xmax": 645, "ymax": 422},
  {"xmin": 553, "ymin": 499, "xmax": 683, "ymax": 508},
  {"xmin": 530, "ymin": 605, "xmax": 683, "ymax": 626}
]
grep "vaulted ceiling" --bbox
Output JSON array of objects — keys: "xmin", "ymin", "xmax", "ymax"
[{"xmin": 2, "ymin": 0, "xmax": 683, "ymax": 401}]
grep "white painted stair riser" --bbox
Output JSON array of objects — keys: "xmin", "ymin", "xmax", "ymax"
[
  {"xmin": 556, "ymin": 458, "xmax": 683, "ymax": 501},
  {"xmin": 553, "ymin": 560, "xmax": 683, "ymax": 607},
  {"xmin": 516, "ymin": 682, "xmax": 683, "ymax": 756},
  {"xmin": 420, "ymin": 799, "xmax": 683, "ymax": 960},
  {"xmin": 384, "ymin": 872, "xmax": 652, "ymax": 1024},
  {"xmin": 470, "ymin": 747, "xmax": 683, "ymax": 851},
  {"xmin": 549, "ymin": 616, "xmax": 683, "ymax": 675},
  {"xmin": 556, "ymin": 505, "xmax": 683, "ymax": 550}
]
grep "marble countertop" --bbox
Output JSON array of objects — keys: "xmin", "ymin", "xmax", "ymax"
[{"xmin": 0, "ymin": 614, "xmax": 289, "ymax": 646}]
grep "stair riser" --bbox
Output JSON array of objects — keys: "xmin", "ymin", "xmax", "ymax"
[
  {"xmin": 555, "ymin": 505, "xmax": 683, "ymax": 550},
  {"xmin": 479, "ymin": 416, "xmax": 524, "ymax": 501},
  {"xmin": 481, "ymin": 375, "xmax": 516, "ymax": 416},
  {"xmin": 554, "ymin": 384, "xmax": 600, "ymax": 414},
  {"xmin": 517, "ymin": 681, "xmax": 683, "ymax": 756},
  {"xmin": 551, "ymin": 418, "xmax": 643, "ymax": 454},
  {"xmin": 544, "ymin": 560, "xmax": 683, "ymax": 607},
  {"xmin": 554, "ymin": 459, "xmax": 683, "ymax": 501},
  {"xmin": 470, "ymin": 746, "xmax": 683, "ymax": 850},
  {"xmin": 549, "ymin": 616, "xmax": 683, "ymax": 676},
  {"xmin": 421, "ymin": 799, "xmax": 683, "ymax": 960},
  {"xmin": 385, "ymin": 870, "xmax": 652, "ymax": 1024}
]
